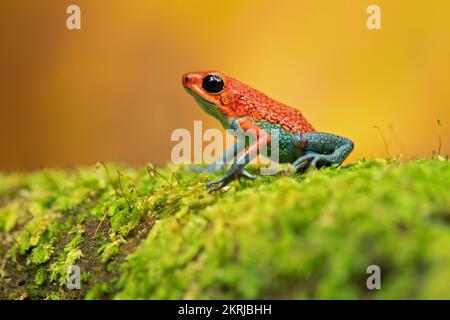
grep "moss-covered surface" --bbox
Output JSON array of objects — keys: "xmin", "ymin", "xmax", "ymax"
[{"xmin": 0, "ymin": 158, "xmax": 449, "ymax": 299}]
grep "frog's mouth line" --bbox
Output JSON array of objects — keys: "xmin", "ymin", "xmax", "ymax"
[
  {"xmin": 184, "ymin": 87, "xmax": 218, "ymax": 115},
  {"xmin": 184, "ymin": 87, "xmax": 214, "ymax": 106},
  {"xmin": 184, "ymin": 87, "xmax": 231, "ymax": 128}
]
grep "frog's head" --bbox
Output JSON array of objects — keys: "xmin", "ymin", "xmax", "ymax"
[{"xmin": 182, "ymin": 71, "xmax": 236, "ymax": 127}]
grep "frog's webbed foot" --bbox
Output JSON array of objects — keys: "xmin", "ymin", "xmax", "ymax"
[
  {"xmin": 206, "ymin": 165, "xmax": 256, "ymax": 193},
  {"xmin": 187, "ymin": 163, "xmax": 227, "ymax": 174},
  {"xmin": 292, "ymin": 152, "xmax": 335, "ymax": 173}
]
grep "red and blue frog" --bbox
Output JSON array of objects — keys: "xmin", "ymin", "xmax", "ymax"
[{"xmin": 182, "ymin": 71, "xmax": 354, "ymax": 192}]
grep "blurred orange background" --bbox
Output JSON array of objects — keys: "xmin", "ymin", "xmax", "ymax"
[{"xmin": 0, "ymin": 0, "xmax": 449, "ymax": 171}]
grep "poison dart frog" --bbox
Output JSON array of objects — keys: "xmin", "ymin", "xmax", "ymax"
[{"xmin": 182, "ymin": 71, "xmax": 354, "ymax": 192}]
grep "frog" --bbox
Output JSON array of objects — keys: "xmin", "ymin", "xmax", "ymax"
[{"xmin": 182, "ymin": 71, "xmax": 354, "ymax": 192}]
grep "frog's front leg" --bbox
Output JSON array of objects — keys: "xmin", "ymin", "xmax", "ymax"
[
  {"xmin": 189, "ymin": 142, "xmax": 245, "ymax": 173},
  {"xmin": 206, "ymin": 117, "xmax": 269, "ymax": 192},
  {"xmin": 291, "ymin": 132, "xmax": 354, "ymax": 172}
]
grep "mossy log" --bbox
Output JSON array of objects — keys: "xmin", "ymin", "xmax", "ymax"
[{"xmin": 0, "ymin": 158, "xmax": 449, "ymax": 299}]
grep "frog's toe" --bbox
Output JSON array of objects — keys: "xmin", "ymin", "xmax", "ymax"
[
  {"xmin": 206, "ymin": 176, "xmax": 227, "ymax": 187},
  {"xmin": 292, "ymin": 152, "xmax": 335, "ymax": 172},
  {"xmin": 310, "ymin": 157, "xmax": 322, "ymax": 168},
  {"xmin": 206, "ymin": 175, "xmax": 232, "ymax": 193},
  {"xmin": 292, "ymin": 154, "xmax": 314, "ymax": 172},
  {"xmin": 310, "ymin": 155, "xmax": 334, "ymax": 168},
  {"xmin": 206, "ymin": 168, "xmax": 256, "ymax": 192},
  {"xmin": 240, "ymin": 170, "xmax": 256, "ymax": 180},
  {"xmin": 207, "ymin": 182, "xmax": 227, "ymax": 193}
]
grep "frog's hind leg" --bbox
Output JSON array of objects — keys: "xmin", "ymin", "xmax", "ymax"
[
  {"xmin": 291, "ymin": 132, "xmax": 354, "ymax": 172},
  {"xmin": 291, "ymin": 151, "xmax": 318, "ymax": 173}
]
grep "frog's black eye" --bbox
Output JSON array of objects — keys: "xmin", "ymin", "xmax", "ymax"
[{"xmin": 202, "ymin": 74, "xmax": 224, "ymax": 93}]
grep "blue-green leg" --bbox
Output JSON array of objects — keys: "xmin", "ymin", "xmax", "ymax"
[
  {"xmin": 189, "ymin": 140, "xmax": 245, "ymax": 173},
  {"xmin": 292, "ymin": 132, "xmax": 354, "ymax": 172},
  {"xmin": 206, "ymin": 150, "xmax": 257, "ymax": 192},
  {"xmin": 206, "ymin": 117, "xmax": 268, "ymax": 192}
]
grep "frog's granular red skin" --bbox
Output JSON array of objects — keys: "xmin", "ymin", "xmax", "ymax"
[{"xmin": 219, "ymin": 76, "xmax": 316, "ymax": 134}]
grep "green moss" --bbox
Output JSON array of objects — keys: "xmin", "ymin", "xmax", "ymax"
[
  {"xmin": 0, "ymin": 159, "xmax": 449, "ymax": 299},
  {"xmin": 85, "ymin": 282, "xmax": 110, "ymax": 300},
  {"xmin": 34, "ymin": 267, "xmax": 46, "ymax": 286},
  {"xmin": 98, "ymin": 240, "xmax": 122, "ymax": 263},
  {"xmin": 108, "ymin": 201, "xmax": 142, "ymax": 237},
  {"xmin": 80, "ymin": 271, "xmax": 93, "ymax": 283},
  {"xmin": 31, "ymin": 243, "xmax": 54, "ymax": 265},
  {"xmin": 49, "ymin": 248, "xmax": 83, "ymax": 286},
  {"xmin": 0, "ymin": 203, "xmax": 20, "ymax": 232},
  {"xmin": 45, "ymin": 293, "xmax": 61, "ymax": 300}
]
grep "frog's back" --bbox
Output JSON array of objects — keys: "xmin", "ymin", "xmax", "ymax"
[{"xmin": 226, "ymin": 77, "xmax": 316, "ymax": 134}]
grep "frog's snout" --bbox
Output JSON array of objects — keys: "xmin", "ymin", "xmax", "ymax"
[
  {"xmin": 182, "ymin": 72, "xmax": 205, "ymax": 89},
  {"xmin": 182, "ymin": 73, "xmax": 190, "ymax": 87}
]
